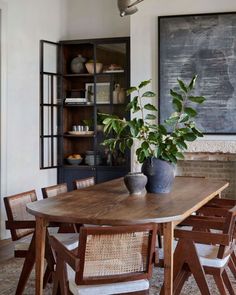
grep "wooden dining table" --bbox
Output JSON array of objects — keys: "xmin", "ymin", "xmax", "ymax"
[{"xmin": 26, "ymin": 176, "xmax": 228, "ymax": 295}]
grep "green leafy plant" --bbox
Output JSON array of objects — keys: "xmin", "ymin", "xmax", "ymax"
[{"xmin": 100, "ymin": 76, "xmax": 205, "ymax": 164}]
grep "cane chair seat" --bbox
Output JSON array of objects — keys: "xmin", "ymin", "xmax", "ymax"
[
  {"xmin": 53, "ymin": 233, "xmax": 79, "ymax": 250},
  {"xmin": 68, "ymin": 267, "xmax": 149, "ymax": 295},
  {"xmin": 196, "ymin": 243, "xmax": 230, "ymax": 268},
  {"xmin": 14, "ymin": 234, "xmax": 33, "ymax": 251}
]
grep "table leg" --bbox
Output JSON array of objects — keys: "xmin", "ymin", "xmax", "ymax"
[
  {"xmin": 35, "ymin": 217, "xmax": 46, "ymax": 295},
  {"xmin": 163, "ymin": 222, "xmax": 174, "ymax": 295}
]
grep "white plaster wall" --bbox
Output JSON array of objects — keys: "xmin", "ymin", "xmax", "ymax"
[
  {"xmin": 130, "ymin": 0, "xmax": 236, "ymax": 170},
  {"xmin": 62, "ymin": 0, "xmax": 130, "ymax": 39},
  {"xmin": 0, "ymin": 0, "xmax": 129, "ymax": 239},
  {"xmin": 0, "ymin": 0, "xmax": 68, "ymax": 238}
]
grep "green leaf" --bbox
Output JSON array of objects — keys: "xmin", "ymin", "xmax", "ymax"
[
  {"xmin": 144, "ymin": 103, "xmax": 158, "ymax": 111},
  {"xmin": 176, "ymin": 140, "xmax": 188, "ymax": 150},
  {"xmin": 142, "ymin": 91, "xmax": 156, "ymax": 97},
  {"xmin": 179, "ymin": 113, "xmax": 189, "ymax": 123},
  {"xmin": 175, "ymin": 152, "xmax": 185, "ymax": 160},
  {"xmin": 164, "ymin": 115, "xmax": 179, "ymax": 125},
  {"xmin": 172, "ymin": 98, "xmax": 182, "ymax": 112},
  {"xmin": 141, "ymin": 141, "xmax": 149, "ymax": 150},
  {"xmin": 138, "ymin": 79, "xmax": 151, "ymax": 89},
  {"xmin": 188, "ymin": 96, "xmax": 206, "ymax": 104},
  {"xmin": 192, "ymin": 127, "xmax": 203, "ymax": 137},
  {"xmin": 158, "ymin": 125, "xmax": 167, "ymax": 135},
  {"xmin": 177, "ymin": 79, "xmax": 188, "ymax": 93},
  {"xmin": 126, "ymin": 87, "xmax": 137, "ymax": 95},
  {"xmin": 188, "ymin": 75, "xmax": 197, "ymax": 91},
  {"xmin": 183, "ymin": 133, "xmax": 197, "ymax": 142},
  {"xmin": 170, "ymin": 89, "xmax": 183, "ymax": 101},
  {"xmin": 145, "ymin": 114, "xmax": 156, "ymax": 120},
  {"xmin": 119, "ymin": 141, "xmax": 126, "ymax": 153},
  {"xmin": 126, "ymin": 138, "xmax": 133, "ymax": 149},
  {"xmin": 184, "ymin": 107, "xmax": 197, "ymax": 117}
]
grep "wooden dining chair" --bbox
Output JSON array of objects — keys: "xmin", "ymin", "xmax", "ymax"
[
  {"xmin": 42, "ymin": 183, "xmax": 80, "ymax": 233},
  {"xmin": 170, "ymin": 205, "xmax": 236, "ymax": 295},
  {"xmin": 4, "ymin": 190, "xmax": 55, "ymax": 294},
  {"xmin": 73, "ymin": 176, "xmax": 95, "ymax": 190},
  {"xmin": 42, "ymin": 182, "xmax": 68, "ymax": 199},
  {"xmin": 50, "ymin": 223, "xmax": 158, "ymax": 295}
]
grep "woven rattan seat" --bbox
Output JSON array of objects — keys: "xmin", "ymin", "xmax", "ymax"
[{"xmin": 50, "ymin": 223, "xmax": 158, "ymax": 295}]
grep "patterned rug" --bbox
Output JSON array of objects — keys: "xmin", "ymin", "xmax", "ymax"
[{"xmin": 0, "ymin": 258, "xmax": 235, "ymax": 294}]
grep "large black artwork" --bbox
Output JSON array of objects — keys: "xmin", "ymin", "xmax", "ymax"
[{"xmin": 159, "ymin": 13, "xmax": 236, "ymax": 134}]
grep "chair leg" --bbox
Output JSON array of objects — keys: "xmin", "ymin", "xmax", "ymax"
[
  {"xmin": 157, "ymin": 234, "xmax": 162, "ymax": 248},
  {"xmin": 228, "ymin": 257, "xmax": 236, "ymax": 280},
  {"xmin": 222, "ymin": 270, "xmax": 236, "ymax": 295},
  {"xmin": 15, "ymin": 233, "xmax": 36, "ymax": 295},
  {"xmin": 54, "ymin": 257, "xmax": 69, "ymax": 295},
  {"xmin": 44, "ymin": 230, "xmax": 56, "ymax": 288},
  {"xmin": 184, "ymin": 240, "xmax": 211, "ymax": 295},
  {"xmin": 174, "ymin": 267, "xmax": 191, "ymax": 295},
  {"xmin": 213, "ymin": 274, "xmax": 228, "ymax": 295}
]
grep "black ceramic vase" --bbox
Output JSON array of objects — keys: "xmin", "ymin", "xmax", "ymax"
[
  {"xmin": 124, "ymin": 172, "xmax": 147, "ymax": 195},
  {"xmin": 141, "ymin": 157, "xmax": 175, "ymax": 193}
]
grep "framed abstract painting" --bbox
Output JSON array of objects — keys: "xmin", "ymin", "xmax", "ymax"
[{"xmin": 158, "ymin": 12, "xmax": 236, "ymax": 134}]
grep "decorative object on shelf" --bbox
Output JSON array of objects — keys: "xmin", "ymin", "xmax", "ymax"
[
  {"xmin": 66, "ymin": 154, "xmax": 83, "ymax": 165},
  {"xmin": 70, "ymin": 54, "xmax": 86, "ymax": 74},
  {"xmin": 101, "ymin": 76, "xmax": 205, "ymax": 193},
  {"xmin": 85, "ymin": 60, "xmax": 103, "ymax": 74},
  {"xmin": 117, "ymin": 0, "xmax": 144, "ymax": 17},
  {"xmin": 124, "ymin": 172, "xmax": 147, "ymax": 195},
  {"xmin": 85, "ymin": 82, "xmax": 110, "ymax": 104},
  {"xmin": 113, "ymin": 84, "xmax": 125, "ymax": 104},
  {"xmin": 85, "ymin": 151, "xmax": 102, "ymax": 166},
  {"xmin": 103, "ymin": 64, "xmax": 124, "ymax": 73}
]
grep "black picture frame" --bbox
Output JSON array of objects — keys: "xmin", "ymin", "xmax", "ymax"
[{"xmin": 158, "ymin": 12, "xmax": 236, "ymax": 135}]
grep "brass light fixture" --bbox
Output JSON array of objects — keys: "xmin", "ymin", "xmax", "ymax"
[{"xmin": 117, "ymin": 0, "xmax": 144, "ymax": 17}]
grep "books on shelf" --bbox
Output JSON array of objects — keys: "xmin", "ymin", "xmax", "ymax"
[{"xmin": 65, "ymin": 97, "xmax": 87, "ymax": 104}]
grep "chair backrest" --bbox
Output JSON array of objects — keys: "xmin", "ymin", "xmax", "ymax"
[
  {"xmin": 75, "ymin": 223, "xmax": 157, "ymax": 285},
  {"xmin": 73, "ymin": 177, "xmax": 95, "ymax": 190},
  {"xmin": 4, "ymin": 190, "xmax": 37, "ymax": 241},
  {"xmin": 42, "ymin": 183, "xmax": 68, "ymax": 199},
  {"xmin": 218, "ymin": 205, "xmax": 236, "ymax": 259}
]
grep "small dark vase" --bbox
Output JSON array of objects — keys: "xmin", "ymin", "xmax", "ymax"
[
  {"xmin": 141, "ymin": 157, "xmax": 175, "ymax": 193},
  {"xmin": 124, "ymin": 172, "xmax": 147, "ymax": 195}
]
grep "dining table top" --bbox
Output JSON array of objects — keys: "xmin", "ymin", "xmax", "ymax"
[{"xmin": 27, "ymin": 177, "xmax": 229, "ymax": 226}]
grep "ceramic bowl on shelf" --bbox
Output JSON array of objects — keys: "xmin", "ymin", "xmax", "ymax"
[
  {"xmin": 67, "ymin": 158, "xmax": 83, "ymax": 165},
  {"xmin": 85, "ymin": 62, "xmax": 103, "ymax": 74}
]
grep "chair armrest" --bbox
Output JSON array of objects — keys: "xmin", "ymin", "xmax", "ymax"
[
  {"xmin": 174, "ymin": 228, "xmax": 230, "ymax": 245},
  {"xmin": 6, "ymin": 220, "xmax": 35, "ymax": 229},
  {"xmin": 49, "ymin": 235, "xmax": 80, "ymax": 271},
  {"xmin": 207, "ymin": 198, "xmax": 236, "ymax": 207},
  {"xmin": 179, "ymin": 215, "xmax": 225, "ymax": 231}
]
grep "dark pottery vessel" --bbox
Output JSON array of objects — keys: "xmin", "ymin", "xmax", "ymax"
[
  {"xmin": 124, "ymin": 172, "xmax": 147, "ymax": 195},
  {"xmin": 142, "ymin": 157, "xmax": 175, "ymax": 193}
]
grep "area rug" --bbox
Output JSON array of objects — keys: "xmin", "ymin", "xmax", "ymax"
[{"xmin": 0, "ymin": 258, "xmax": 235, "ymax": 294}]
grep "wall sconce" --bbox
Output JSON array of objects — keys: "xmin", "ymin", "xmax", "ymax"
[{"xmin": 117, "ymin": 0, "xmax": 144, "ymax": 17}]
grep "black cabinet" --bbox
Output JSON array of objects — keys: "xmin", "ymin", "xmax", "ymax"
[{"xmin": 40, "ymin": 37, "xmax": 130, "ymax": 188}]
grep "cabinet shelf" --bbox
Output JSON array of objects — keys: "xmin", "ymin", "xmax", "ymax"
[
  {"xmin": 64, "ymin": 133, "xmax": 95, "ymax": 138},
  {"xmin": 63, "ymin": 71, "xmax": 125, "ymax": 78}
]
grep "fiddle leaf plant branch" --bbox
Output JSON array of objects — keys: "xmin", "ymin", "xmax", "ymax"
[{"xmin": 100, "ymin": 75, "xmax": 205, "ymax": 164}]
